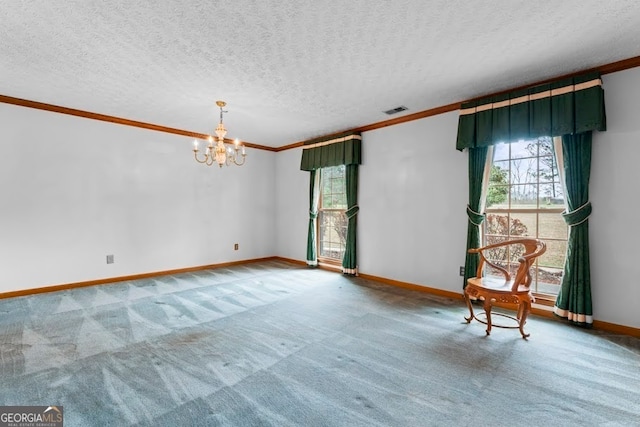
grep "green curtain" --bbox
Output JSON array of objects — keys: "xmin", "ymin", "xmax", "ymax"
[
  {"xmin": 342, "ymin": 164, "xmax": 359, "ymax": 274},
  {"xmin": 456, "ymin": 72, "xmax": 606, "ymax": 150},
  {"xmin": 300, "ymin": 132, "xmax": 362, "ymax": 171},
  {"xmin": 463, "ymin": 146, "xmax": 489, "ymax": 287},
  {"xmin": 301, "ymin": 132, "xmax": 362, "ymax": 268},
  {"xmin": 554, "ymin": 132, "xmax": 593, "ymax": 325},
  {"xmin": 306, "ymin": 170, "xmax": 320, "ymax": 266}
]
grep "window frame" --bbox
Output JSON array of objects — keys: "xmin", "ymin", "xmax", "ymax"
[
  {"xmin": 483, "ymin": 137, "xmax": 568, "ymax": 303},
  {"xmin": 316, "ymin": 165, "xmax": 348, "ymax": 265}
]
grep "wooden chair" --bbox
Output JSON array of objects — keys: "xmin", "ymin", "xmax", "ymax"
[{"xmin": 464, "ymin": 238, "xmax": 546, "ymax": 338}]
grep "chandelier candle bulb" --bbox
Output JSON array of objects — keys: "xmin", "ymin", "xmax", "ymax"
[{"xmin": 193, "ymin": 139, "xmax": 198, "ymax": 151}]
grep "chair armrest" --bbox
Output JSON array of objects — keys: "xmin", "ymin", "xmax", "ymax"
[
  {"xmin": 482, "ymin": 257, "xmax": 511, "ymax": 282},
  {"xmin": 468, "ymin": 247, "xmax": 511, "ymax": 281}
]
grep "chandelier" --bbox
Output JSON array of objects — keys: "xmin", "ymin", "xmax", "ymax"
[{"xmin": 193, "ymin": 101, "xmax": 246, "ymax": 167}]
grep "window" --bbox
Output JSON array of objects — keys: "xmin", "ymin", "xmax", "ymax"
[
  {"xmin": 318, "ymin": 165, "xmax": 347, "ymax": 262},
  {"xmin": 485, "ymin": 137, "xmax": 567, "ymax": 297}
]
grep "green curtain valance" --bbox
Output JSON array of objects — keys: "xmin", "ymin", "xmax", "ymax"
[
  {"xmin": 456, "ymin": 72, "xmax": 606, "ymax": 151},
  {"xmin": 300, "ymin": 132, "xmax": 362, "ymax": 171}
]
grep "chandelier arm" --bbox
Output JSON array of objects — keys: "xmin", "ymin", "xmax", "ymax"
[
  {"xmin": 232, "ymin": 154, "xmax": 246, "ymax": 166},
  {"xmin": 194, "ymin": 151, "xmax": 209, "ymax": 164}
]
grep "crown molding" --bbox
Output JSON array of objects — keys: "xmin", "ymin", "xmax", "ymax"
[
  {"xmin": 276, "ymin": 54, "xmax": 640, "ymax": 152},
  {"xmin": 3, "ymin": 55, "xmax": 639, "ymax": 153},
  {"xmin": 465, "ymin": 55, "xmax": 640, "ymax": 105},
  {"xmin": 273, "ymin": 102, "xmax": 461, "ymax": 152},
  {"xmin": 0, "ymin": 94, "xmax": 275, "ymax": 152}
]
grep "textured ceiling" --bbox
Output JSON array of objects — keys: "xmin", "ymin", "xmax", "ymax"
[{"xmin": 1, "ymin": 1, "xmax": 640, "ymax": 148}]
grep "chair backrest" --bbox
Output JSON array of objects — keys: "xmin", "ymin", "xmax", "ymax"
[{"xmin": 469, "ymin": 238, "xmax": 547, "ymax": 292}]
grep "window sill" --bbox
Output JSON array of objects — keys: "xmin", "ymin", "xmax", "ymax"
[
  {"xmin": 532, "ymin": 294, "xmax": 556, "ymax": 307},
  {"xmin": 317, "ymin": 259, "xmax": 342, "ymax": 272}
]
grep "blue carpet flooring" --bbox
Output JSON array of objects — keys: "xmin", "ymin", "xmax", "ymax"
[{"xmin": 1, "ymin": 260, "xmax": 638, "ymax": 426}]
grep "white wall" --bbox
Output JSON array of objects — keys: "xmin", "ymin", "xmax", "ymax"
[
  {"xmin": 591, "ymin": 68, "xmax": 640, "ymax": 328},
  {"xmin": 274, "ymin": 67, "xmax": 640, "ymax": 329},
  {"xmin": 274, "ymin": 111, "xmax": 467, "ymax": 292},
  {"xmin": 274, "ymin": 146, "xmax": 308, "ymax": 261},
  {"xmin": 0, "ymin": 104, "xmax": 275, "ymax": 292},
  {"xmin": 358, "ymin": 112, "xmax": 468, "ymax": 292}
]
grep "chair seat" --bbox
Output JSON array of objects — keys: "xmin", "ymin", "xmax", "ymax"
[{"xmin": 467, "ymin": 277, "xmax": 531, "ymax": 294}]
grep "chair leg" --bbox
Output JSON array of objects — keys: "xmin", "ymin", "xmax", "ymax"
[
  {"xmin": 464, "ymin": 292, "xmax": 475, "ymax": 324},
  {"xmin": 516, "ymin": 300, "xmax": 524, "ymax": 321},
  {"xmin": 483, "ymin": 298, "xmax": 493, "ymax": 335},
  {"xmin": 518, "ymin": 301, "xmax": 531, "ymax": 339}
]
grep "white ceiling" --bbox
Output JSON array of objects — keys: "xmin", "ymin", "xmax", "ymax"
[{"xmin": 2, "ymin": 1, "xmax": 640, "ymax": 148}]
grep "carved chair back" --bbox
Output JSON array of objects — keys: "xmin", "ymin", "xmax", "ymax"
[{"xmin": 468, "ymin": 238, "xmax": 547, "ymax": 292}]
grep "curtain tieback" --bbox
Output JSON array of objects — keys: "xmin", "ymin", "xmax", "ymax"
[
  {"xmin": 466, "ymin": 205, "xmax": 485, "ymax": 226},
  {"xmin": 345, "ymin": 205, "xmax": 359, "ymax": 219},
  {"xmin": 309, "ymin": 210, "xmax": 318, "ymax": 220},
  {"xmin": 562, "ymin": 201, "xmax": 592, "ymax": 226}
]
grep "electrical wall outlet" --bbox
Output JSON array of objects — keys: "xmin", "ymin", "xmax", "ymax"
[
  {"xmin": 234, "ymin": 243, "xmax": 239, "ymax": 250},
  {"xmin": 106, "ymin": 254, "xmax": 115, "ymax": 264},
  {"xmin": 459, "ymin": 266, "xmax": 465, "ymax": 276}
]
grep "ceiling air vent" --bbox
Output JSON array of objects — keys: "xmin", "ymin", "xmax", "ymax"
[{"xmin": 383, "ymin": 106, "xmax": 408, "ymax": 115}]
